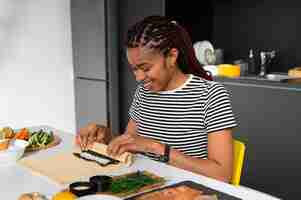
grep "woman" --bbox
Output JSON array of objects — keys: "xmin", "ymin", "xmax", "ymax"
[{"xmin": 77, "ymin": 16, "xmax": 237, "ymax": 183}]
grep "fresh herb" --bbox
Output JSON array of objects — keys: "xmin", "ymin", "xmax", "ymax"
[
  {"xmin": 28, "ymin": 129, "xmax": 54, "ymax": 148},
  {"xmin": 110, "ymin": 171, "xmax": 161, "ymax": 194}
]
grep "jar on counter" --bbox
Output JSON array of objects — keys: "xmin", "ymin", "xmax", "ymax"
[
  {"xmin": 234, "ymin": 60, "xmax": 248, "ymax": 76},
  {"xmin": 214, "ymin": 49, "xmax": 224, "ymax": 65}
]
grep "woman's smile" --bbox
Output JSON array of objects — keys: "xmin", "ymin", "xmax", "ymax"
[{"xmin": 143, "ymin": 80, "xmax": 153, "ymax": 90}]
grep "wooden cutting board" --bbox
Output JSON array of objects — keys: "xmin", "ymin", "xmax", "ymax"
[{"xmin": 19, "ymin": 149, "xmax": 126, "ymax": 185}]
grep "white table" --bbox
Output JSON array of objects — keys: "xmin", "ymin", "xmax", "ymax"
[{"xmin": 0, "ymin": 126, "xmax": 281, "ymax": 200}]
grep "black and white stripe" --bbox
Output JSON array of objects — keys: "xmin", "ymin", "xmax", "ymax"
[{"xmin": 129, "ymin": 74, "xmax": 237, "ymax": 160}]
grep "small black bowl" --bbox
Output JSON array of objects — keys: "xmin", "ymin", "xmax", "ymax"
[
  {"xmin": 69, "ymin": 181, "xmax": 97, "ymax": 197},
  {"xmin": 89, "ymin": 175, "xmax": 113, "ymax": 192}
]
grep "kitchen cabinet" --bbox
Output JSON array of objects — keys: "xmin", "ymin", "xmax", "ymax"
[
  {"xmin": 71, "ymin": 0, "xmax": 119, "ymax": 133},
  {"xmin": 216, "ymin": 77, "xmax": 301, "ymax": 199}
]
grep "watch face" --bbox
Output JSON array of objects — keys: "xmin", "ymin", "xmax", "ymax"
[{"xmin": 158, "ymin": 155, "xmax": 168, "ymax": 163}]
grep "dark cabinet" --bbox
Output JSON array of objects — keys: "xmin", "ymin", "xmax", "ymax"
[{"xmin": 222, "ymin": 81, "xmax": 301, "ymax": 199}]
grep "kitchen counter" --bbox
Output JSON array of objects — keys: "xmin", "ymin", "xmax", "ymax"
[
  {"xmin": 0, "ymin": 125, "xmax": 280, "ymax": 200},
  {"xmin": 214, "ymin": 76, "xmax": 301, "ymax": 92}
]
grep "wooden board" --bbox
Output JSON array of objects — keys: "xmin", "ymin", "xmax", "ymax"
[
  {"xmin": 19, "ymin": 149, "xmax": 125, "ymax": 185},
  {"xmin": 25, "ymin": 134, "xmax": 61, "ymax": 152}
]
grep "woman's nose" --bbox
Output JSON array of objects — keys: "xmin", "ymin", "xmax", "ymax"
[{"xmin": 135, "ymin": 70, "xmax": 146, "ymax": 82}]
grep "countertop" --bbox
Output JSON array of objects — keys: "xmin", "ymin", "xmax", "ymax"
[
  {"xmin": 0, "ymin": 125, "xmax": 281, "ymax": 200},
  {"xmin": 214, "ymin": 76, "xmax": 301, "ymax": 92}
]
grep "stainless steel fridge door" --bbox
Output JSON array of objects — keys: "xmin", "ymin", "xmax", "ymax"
[
  {"xmin": 71, "ymin": 0, "xmax": 119, "ymax": 134},
  {"xmin": 71, "ymin": 0, "xmax": 106, "ymax": 80},
  {"xmin": 74, "ymin": 78, "xmax": 107, "ymax": 131}
]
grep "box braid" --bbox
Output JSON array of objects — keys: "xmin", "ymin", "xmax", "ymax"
[{"xmin": 126, "ymin": 16, "xmax": 212, "ymax": 81}]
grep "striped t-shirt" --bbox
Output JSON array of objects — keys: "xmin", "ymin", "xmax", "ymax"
[{"xmin": 129, "ymin": 74, "xmax": 237, "ymax": 160}]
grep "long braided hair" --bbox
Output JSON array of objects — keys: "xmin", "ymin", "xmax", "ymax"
[{"xmin": 125, "ymin": 16, "xmax": 212, "ymax": 81}]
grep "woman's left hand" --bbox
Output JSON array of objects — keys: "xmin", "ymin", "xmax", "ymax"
[{"xmin": 107, "ymin": 133, "xmax": 158, "ymax": 157}]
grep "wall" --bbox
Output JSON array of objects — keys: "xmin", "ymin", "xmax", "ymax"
[
  {"xmin": 165, "ymin": 0, "xmax": 213, "ymax": 44},
  {"xmin": 213, "ymin": 0, "xmax": 301, "ymax": 73},
  {"xmin": 0, "ymin": 0, "xmax": 76, "ymax": 133}
]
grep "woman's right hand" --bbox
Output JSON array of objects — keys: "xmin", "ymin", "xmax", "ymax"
[{"xmin": 75, "ymin": 123, "xmax": 111, "ymax": 150}]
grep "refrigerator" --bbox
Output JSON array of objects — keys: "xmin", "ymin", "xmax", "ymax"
[{"xmin": 71, "ymin": 0, "xmax": 119, "ymax": 134}]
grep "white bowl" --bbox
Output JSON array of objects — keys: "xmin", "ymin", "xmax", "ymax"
[
  {"xmin": 0, "ymin": 139, "xmax": 29, "ymax": 165},
  {"xmin": 193, "ymin": 40, "xmax": 215, "ymax": 65}
]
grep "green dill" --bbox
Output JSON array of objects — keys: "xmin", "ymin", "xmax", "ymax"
[{"xmin": 110, "ymin": 171, "xmax": 160, "ymax": 194}]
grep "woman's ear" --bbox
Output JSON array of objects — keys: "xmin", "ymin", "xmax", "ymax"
[{"xmin": 166, "ymin": 48, "xmax": 179, "ymax": 67}]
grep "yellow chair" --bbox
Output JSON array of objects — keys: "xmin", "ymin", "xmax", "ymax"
[{"xmin": 231, "ymin": 139, "xmax": 246, "ymax": 186}]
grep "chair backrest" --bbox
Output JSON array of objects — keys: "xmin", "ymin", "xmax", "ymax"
[{"xmin": 231, "ymin": 139, "xmax": 246, "ymax": 186}]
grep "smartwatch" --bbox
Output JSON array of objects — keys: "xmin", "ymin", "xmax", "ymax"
[{"xmin": 158, "ymin": 144, "xmax": 170, "ymax": 163}]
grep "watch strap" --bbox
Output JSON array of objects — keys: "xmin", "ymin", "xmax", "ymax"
[
  {"xmin": 164, "ymin": 144, "xmax": 170, "ymax": 163},
  {"xmin": 159, "ymin": 144, "xmax": 170, "ymax": 163}
]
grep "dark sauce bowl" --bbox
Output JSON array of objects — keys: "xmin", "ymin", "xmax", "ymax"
[
  {"xmin": 69, "ymin": 181, "xmax": 97, "ymax": 197},
  {"xmin": 89, "ymin": 175, "xmax": 113, "ymax": 192}
]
